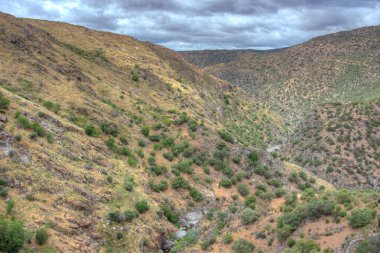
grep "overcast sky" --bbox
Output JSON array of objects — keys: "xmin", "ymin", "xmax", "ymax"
[{"xmin": 1, "ymin": 0, "xmax": 380, "ymax": 50}]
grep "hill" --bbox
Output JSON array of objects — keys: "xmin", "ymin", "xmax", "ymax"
[
  {"xmin": 180, "ymin": 26, "xmax": 380, "ymax": 189},
  {"xmin": 0, "ymin": 12, "xmax": 379, "ymax": 253}
]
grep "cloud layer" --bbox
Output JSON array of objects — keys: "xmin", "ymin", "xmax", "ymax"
[{"xmin": 1, "ymin": 0, "xmax": 380, "ymax": 50}]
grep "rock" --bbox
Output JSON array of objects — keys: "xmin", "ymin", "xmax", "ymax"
[{"xmin": 180, "ymin": 211, "xmax": 202, "ymax": 227}]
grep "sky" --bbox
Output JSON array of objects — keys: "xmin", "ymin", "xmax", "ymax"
[{"xmin": 1, "ymin": 0, "xmax": 380, "ymax": 50}]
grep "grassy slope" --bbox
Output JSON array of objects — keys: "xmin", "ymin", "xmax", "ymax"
[{"xmin": 180, "ymin": 26, "xmax": 380, "ymax": 188}]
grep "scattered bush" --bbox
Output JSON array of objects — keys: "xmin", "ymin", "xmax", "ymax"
[
  {"xmin": 141, "ymin": 126, "xmax": 150, "ymax": 137},
  {"xmin": 171, "ymin": 176, "xmax": 188, "ymax": 189},
  {"xmin": 232, "ymin": 238, "xmax": 255, "ymax": 253},
  {"xmin": 218, "ymin": 130, "xmax": 234, "ymax": 143},
  {"xmin": 355, "ymin": 234, "xmax": 380, "ymax": 253},
  {"xmin": 219, "ymin": 178, "xmax": 232, "ymax": 188},
  {"xmin": 349, "ymin": 208, "xmax": 374, "ymax": 228},
  {"xmin": 248, "ymin": 151, "xmax": 259, "ymax": 163},
  {"xmin": 149, "ymin": 135, "xmax": 161, "ymax": 142},
  {"xmin": 161, "ymin": 203, "xmax": 179, "ymax": 225},
  {"xmin": 101, "ymin": 122, "xmax": 119, "ymax": 136},
  {"xmin": 0, "ymin": 188, "xmax": 8, "ymax": 198},
  {"xmin": 241, "ymin": 208, "xmax": 260, "ymax": 225},
  {"xmin": 43, "ymin": 101, "xmax": 60, "ymax": 113},
  {"xmin": 306, "ymin": 199, "xmax": 335, "ymax": 219},
  {"xmin": 6, "ymin": 199, "xmax": 15, "ymax": 214},
  {"xmin": 124, "ymin": 210, "xmax": 139, "ymax": 221},
  {"xmin": 135, "ymin": 200, "xmax": 149, "ymax": 213},
  {"xmin": 85, "ymin": 124, "xmax": 99, "ymax": 137},
  {"xmin": 131, "ymin": 73, "xmax": 139, "ymax": 82},
  {"xmin": 0, "ymin": 92, "xmax": 10, "ymax": 110},
  {"xmin": 124, "ymin": 177, "xmax": 135, "ymax": 191},
  {"xmin": 223, "ymin": 233, "xmax": 233, "ymax": 244},
  {"xmin": 284, "ymin": 239, "xmax": 320, "ymax": 253},
  {"xmin": 36, "ymin": 227, "xmax": 48, "ymax": 245},
  {"xmin": 149, "ymin": 179, "xmax": 168, "ymax": 192},
  {"xmin": 189, "ymin": 187, "xmax": 203, "ymax": 202},
  {"xmin": 163, "ymin": 152, "xmax": 174, "ymax": 161},
  {"xmin": 238, "ymin": 184, "xmax": 250, "ymax": 197}
]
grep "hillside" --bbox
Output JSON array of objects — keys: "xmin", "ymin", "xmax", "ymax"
[
  {"xmin": 180, "ymin": 26, "xmax": 380, "ymax": 190},
  {"xmin": 0, "ymin": 13, "xmax": 379, "ymax": 253},
  {"xmin": 181, "ymin": 26, "xmax": 380, "ymax": 126}
]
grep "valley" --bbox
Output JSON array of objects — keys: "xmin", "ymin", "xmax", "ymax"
[{"xmin": 0, "ymin": 12, "xmax": 378, "ymax": 253}]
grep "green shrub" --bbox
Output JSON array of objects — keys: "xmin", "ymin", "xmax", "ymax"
[
  {"xmin": 43, "ymin": 101, "xmax": 60, "ymax": 113},
  {"xmin": 0, "ymin": 188, "xmax": 8, "ymax": 198},
  {"xmin": 218, "ymin": 130, "xmax": 234, "ymax": 143},
  {"xmin": 223, "ymin": 233, "xmax": 233, "ymax": 244},
  {"xmin": 0, "ymin": 92, "xmax": 10, "ymax": 110},
  {"xmin": 106, "ymin": 137, "xmax": 116, "ymax": 150},
  {"xmin": 238, "ymin": 184, "xmax": 250, "ymax": 197},
  {"xmin": 120, "ymin": 136, "xmax": 128, "ymax": 145},
  {"xmin": 0, "ymin": 216, "xmax": 25, "ymax": 252},
  {"xmin": 355, "ymin": 234, "xmax": 380, "ymax": 253},
  {"xmin": 85, "ymin": 124, "xmax": 99, "ymax": 137},
  {"xmin": 161, "ymin": 203, "xmax": 179, "ymax": 225},
  {"xmin": 108, "ymin": 210, "xmax": 123, "ymax": 223},
  {"xmin": 219, "ymin": 178, "xmax": 232, "ymax": 188},
  {"xmin": 163, "ymin": 152, "xmax": 174, "ymax": 161},
  {"xmin": 124, "ymin": 210, "xmax": 139, "ymax": 221},
  {"xmin": 141, "ymin": 126, "xmax": 150, "ymax": 137},
  {"xmin": 172, "ymin": 159, "xmax": 193, "ymax": 174},
  {"xmin": 149, "ymin": 135, "xmax": 161, "ymax": 142},
  {"xmin": 171, "ymin": 176, "xmax": 188, "ymax": 189},
  {"xmin": 149, "ymin": 179, "xmax": 168, "ymax": 192},
  {"xmin": 189, "ymin": 187, "xmax": 203, "ymax": 202},
  {"xmin": 46, "ymin": 132, "xmax": 54, "ymax": 143},
  {"xmin": 248, "ymin": 151, "xmax": 259, "ymax": 163},
  {"xmin": 138, "ymin": 138, "xmax": 146, "ymax": 147},
  {"xmin": 131, "ymin": 73, "xmax": 139, "ymax": 82},
  {"xmin": 36, "ymin": 227, "xmax": 48, "ymax": 245},
  {"xmin": 306, "ymin": 199, "xmax": 334, "ymax": 219},
  {"xmin": 233, "ymin": 155, "xmax": 241, "ymax": 164},
  {"xmin": 232, "ymin": 238, "xmax": 255, "ymax": 253},
  {"xmin": 119, "ymin": 146, "xmax": 132, "ymax": 156},
  {"xmin": 245, "ymin": 195, "xmax": 256, "ymax": 208},
  {"xmin": 349, "ymin": 208, "xmax": 374, "ymax": 228},
  {"xmin": 277, "ymin": 224, "xmax": 294, "ymax": 242},
  {"xmin": 284, "ymin": 239, "xmax": 320, "ymax": 253},
  {"xmin": 0, "ymin": 179, "xmax": 7, "ymax": 186},
  {"xmin": 241, "ymin": 208, "xmax": 260, "ymax": 225},
  {"xmin": 100, "ymin": 122, "xmax": 119, "ymax": 137},
  {"xmin": 183, "ymin": 229, "xmax": 198, "ymax": 245},
  {"xmin": 275, "ymin": 188, "xmax": 286, "ymax": 198},
  {"xmin": 135, "ymin": 200, "xmax": 149, "ymax": 213},
  {"xmin": 6, "ymin": 199, "xmax": 15, "ymax": 214},
  {"xmin": 127, "ymin": 155, "xmax": 138, "ymax": 167},
  {"xmin": 124, "ymin": 177, "xmax": 135, "ymax": 191}
]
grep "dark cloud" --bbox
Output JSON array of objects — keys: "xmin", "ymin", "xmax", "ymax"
[{"xmin": 1, "ymin": 0, "xmax": 380, "ymax": 50}]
